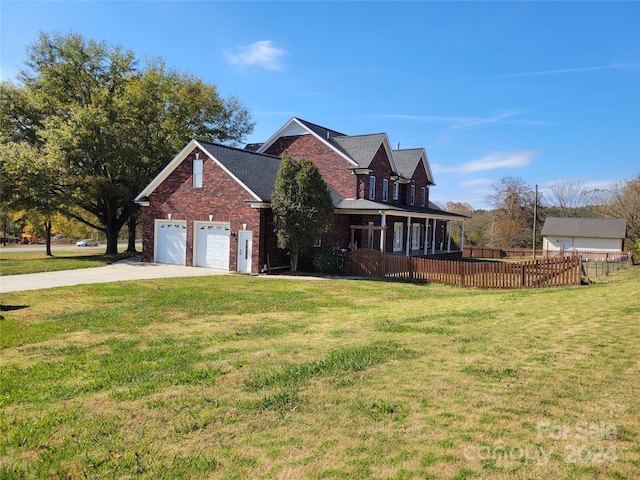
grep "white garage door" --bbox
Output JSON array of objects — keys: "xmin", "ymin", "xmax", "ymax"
[
  {"xmin": 155, "ymin": 221, "xmax": 187, "ymax": 265},
  {"xmin": 194, "ymin": 222, "xmax": 230, "ymax": 269}
]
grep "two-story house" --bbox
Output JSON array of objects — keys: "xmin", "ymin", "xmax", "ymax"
[{"xmin": 135, "ymin": 117, "xmax": 466, "ymax": 273}]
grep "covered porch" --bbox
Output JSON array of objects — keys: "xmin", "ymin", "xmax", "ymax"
[{"xmin": 333, "ymin": 200, "xmax": 467, "ymax": 258}]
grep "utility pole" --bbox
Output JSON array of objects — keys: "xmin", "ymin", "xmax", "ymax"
[{"xmin": 533, "ymin": 184, "xmax": 538, "ymax": 259}]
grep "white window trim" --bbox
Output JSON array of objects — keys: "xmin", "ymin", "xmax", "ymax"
[
  {"xmin": 393, "ymin": 182, "xmax": 399, "ymax": 200},
  {"xmin": 369, "ymin": 176, "xmax": 376, "ymax": 200},
  {"xmin": 382, "ymin": 179, "xmax": 388, "ymax": 202},
  {"xmin": 421, "ymin": 187, "xmax": 426, "ymax": 207},
  {"xmin": 410, "ymin": 185, "xmax": 416, "ymax": 205}
]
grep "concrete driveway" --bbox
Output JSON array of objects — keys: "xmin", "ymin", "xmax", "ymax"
[{"xmin": 0, "ymin": 256, "xmax": 228, "ymax": 293}]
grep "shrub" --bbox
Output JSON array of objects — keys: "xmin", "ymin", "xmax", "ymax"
[{"xmin": 313, "ymin": 246, "xmax": 344, "ymax": 274}]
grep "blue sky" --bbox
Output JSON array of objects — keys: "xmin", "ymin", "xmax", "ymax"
[{"xmin": 2, "ymin": 1, "xmax": 639, "ymax": 209}]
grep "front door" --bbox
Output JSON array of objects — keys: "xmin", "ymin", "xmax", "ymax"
[{"xmin": 237, "ymin": 230, "xmax": 253, "ymax": 273}]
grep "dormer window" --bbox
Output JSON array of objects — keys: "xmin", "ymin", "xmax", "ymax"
[
  {"xmin": 393, "ymin": 182, "xmax": 399, "ymax": 200},
  {"xmin": 369, "ymin": 176, "xmax": 376, "ymax": 200},
  {"xmin": 410, "ymin": 185, "xmax": 416, "ymax": 205},
  {"xmin": 193, "ymin": 157, "xmax": 203, "ymax": 188},
  {"xmin": 382, "ymin": 179, "xmax": 388, "ymax": 202},
  {"xmin": 421, "ymin": 187, "xmax": 426, "ymax": 207}
]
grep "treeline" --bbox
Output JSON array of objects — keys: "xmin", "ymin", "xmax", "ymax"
[{"xmin": 445, "ymin": 176, "xmax": 640, "ymax": 253}]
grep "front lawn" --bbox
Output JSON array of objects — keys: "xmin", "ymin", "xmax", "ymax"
[
  {"xmin": 1, "ymin": 268, "xmax": 638, "ymax": 479},
  {"xmin": 0, "ymin": 249, "xmax": 139, "ymax": 276}
]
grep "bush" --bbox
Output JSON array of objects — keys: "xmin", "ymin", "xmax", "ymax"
[
  {"xmin": 313, "ymin": 246, "xmax": 344, "ymax": 274},
  {"xmin": 633, "ymin": 239, "xmax": 640, "ymax": 265}
]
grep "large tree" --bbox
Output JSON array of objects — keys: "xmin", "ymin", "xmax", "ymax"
[
  {"xmin": 1, "ymin": 32, "xmax": 254, "ymax": 254},
  {"xmin": 486, "ymin": 176, "xmax": 541, "ymax": 249},
  {"xmin": 271, "ymin": 156, "xmax": 334, "ymax": 272}
]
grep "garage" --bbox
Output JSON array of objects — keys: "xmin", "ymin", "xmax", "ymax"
[
  {"xmin": 194, "ymin": 222, "xmax": 230, "ymax": 269},
  {"xmin": 155, "ymin": 220, "xmax": 187, "ymax": 265}
]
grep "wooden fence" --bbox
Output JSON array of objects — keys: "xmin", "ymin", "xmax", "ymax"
[{"xmin": 343, "ymin": 249, "xmax": 583, "ymax": 289}]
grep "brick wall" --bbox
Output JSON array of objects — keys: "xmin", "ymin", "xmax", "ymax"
[
  {"xmin": 141, "ymin": 147, "xmax": 264, "ymax": 273},
  {"xmin": 265, "ymin": 135, "xmax": 356, "ymax": 199}
]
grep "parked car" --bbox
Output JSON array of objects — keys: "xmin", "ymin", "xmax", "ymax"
[{"xmin": 76, "ymin": 239, "xmax": 99, "ymax": 247}]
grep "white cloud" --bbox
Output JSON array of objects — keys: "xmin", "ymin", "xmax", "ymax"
[
  {"xmin": 225, "ymin": 40, "xmax": 286, "ymax": 71},
  {"xmin": 497, "ymin": 62, "xmax": 640, "ymax": 78},
  {"xmin": 433, "ymin": 150, "xmax": 536, "ymax": 174},
  {"xmin": 459, "ymin": 178, "xmax": 493, "ymax": 188},
  {"xmin": 367, "ymin": 111, "xmax": 549, "ymax": 132}
]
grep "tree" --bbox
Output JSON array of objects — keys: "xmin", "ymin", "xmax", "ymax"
[
  {"xmin": 271, "ymin": 156, "xmax": 334, "ymax": 272},
  {"xmin": 597, "ymin": 175, "xmax": 640, "ymax": 252},
  {"xmin": 486, "ymin": 176, "xmax": 540, "ymax": 249},
  {"xmin": 546, "ymin": 179, "xmax": 596, "ymax": 217},
  {"xmin": 444, "ymin": 201, "xmax": 481, "ymax": 246},
  {"xmin": 1, "ymin": 32, "xmax": 254, "ymax": 254},
  {"xmin": 0, "ymin": 142, "xmax": 64, "ymax": 255}
]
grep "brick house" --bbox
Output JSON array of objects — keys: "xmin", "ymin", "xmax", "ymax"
[{"xmin": 135, "ymin": 118, "xmax": 466, "ymax": 273}]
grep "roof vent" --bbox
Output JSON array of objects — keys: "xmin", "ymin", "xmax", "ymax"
[
  {"xmin": 326, "ymin": 131, "xmax": 330, "ymax": 140},
  {"xmin": 396, "ymin": 142, "xmax": 400, "ymax": 150}
]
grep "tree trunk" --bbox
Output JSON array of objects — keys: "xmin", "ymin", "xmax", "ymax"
[
  {"xmin": 125, "ymin": 212, "xmax": 139, "ymax": 253},
  {"xmin": 105, "ymin": 226, "xmax": 120, "ymax": 254},
  {"xmin": 45, "ymin": 219, "xmax": 53, "ymax": 257},
  {"xmin": 290, "ymin": 250, "xmax": 299, "ymax": 272}
]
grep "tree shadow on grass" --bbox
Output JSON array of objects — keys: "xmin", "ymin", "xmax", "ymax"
[{"xmin": 0, "ymin": 304, "xmax": 29, "ymax": 320}]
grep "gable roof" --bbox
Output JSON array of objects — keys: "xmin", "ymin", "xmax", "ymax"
[
  {"xmin": 134, "ymin": 139, "xmax": 282, "ymax": 203},
  {"xmin": 257, "ymin": 117, "xmax": 405, "ymax": 173},
  {"xmin": 333, "ymin": 133, "xmax": 385, "ymax": 169},
  {"xmin": 393, "ymin": 148, "xmax": 436, "ymax": 185},
  {"xmin": 541, "ymin": 217, "xmax": 627, "ymax": 239}
]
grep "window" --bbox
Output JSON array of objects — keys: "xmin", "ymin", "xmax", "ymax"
[
  {"xmin": 393, "ymin": 182, "xmax": 399, "ymax": 200},
  {"xmin": 369, "ymin": 176, "xmax": 376, "ymax": 200},
  {"xmin": 382, "ymin": 179, "xmax": 388, "ymax": 202},
  {"xmin": 393, "ymin": 222, "xmax": 404, "ymax": 252},
  {"xmin": 193, "ymin": 159, "xmax": 203, "ymax": 188},
  {"xmin": 410, "ymin": 185, "xmax": 416, "ymax": 205},
  {"xmin": 421, "ymin": 187, "xmax": 426, "ymax": 207}
]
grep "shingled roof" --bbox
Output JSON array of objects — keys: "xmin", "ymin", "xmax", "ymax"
[
  {"xmin": 541, "ymin": 217, "xmax": 627, "ymax": 239},
  {"xmin": 134, "ymin": 139, "xmax": 282, "ymax": 204},
  {"xmin": 197, "ymin": 141, "xmax": 281, "ymax": 202},
  {"xmin": 333, "ymin": 133, "xmax": 387, "ymax": 169}
]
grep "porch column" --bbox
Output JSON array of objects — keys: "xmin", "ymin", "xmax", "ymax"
[
  {"xmin": 447, "ymin": 220, "xmax": 452, "ymax": 252},
  {"xmin": 380, "ymin": 213, "xmax": 386, "ymax": 253},
  {"xmin": 431, "ymin": 218, "xmax": 437, "ymax": 253},
  {"xmin": 460, "ymin": 220, "xmax": 465, "ymax": 252},
  {"xmin": 423, "ymin": 218, "xmax": 429, "ymax": 255},
  {"xmin": 405, "ymin": 217, "xmax": 412, "ymax": 257}
]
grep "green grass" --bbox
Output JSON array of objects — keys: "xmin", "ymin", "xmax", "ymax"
[
  {"xmin": 1, "ymin": 267, "xmax": 638, "ymax": 479},
  {"xmin": 0, "ymin": 248, "xmax": 139, "ymax": 275}
]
